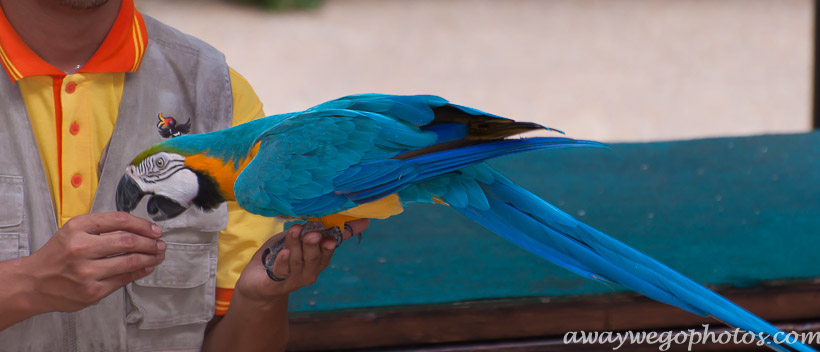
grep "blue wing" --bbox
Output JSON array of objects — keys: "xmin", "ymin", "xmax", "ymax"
[
  {"xmin": 233, "ymin": 106, "xmax": 435, "ymax": 217},
  {"xmin": 233, "ymin": 94, "xmax": 582, "ymax": 218}
]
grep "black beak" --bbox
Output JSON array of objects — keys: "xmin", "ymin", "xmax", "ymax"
[
  {"xmin": 146, "ymin": 195, "xmax": 187, "ymax": 221},
  {"xmin": 116, "ymin": 174, "xmax": 145, "ymax": 213}
]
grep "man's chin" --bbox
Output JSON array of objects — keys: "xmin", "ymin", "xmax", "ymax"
[{"xmin": 58, "ymin": 0, "xmax": 110, "ymax": 11}]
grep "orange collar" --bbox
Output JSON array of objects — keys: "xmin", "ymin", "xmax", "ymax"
[{"xmin": 0, "ymin": 0, "xmax": 147, "ymax": 82}]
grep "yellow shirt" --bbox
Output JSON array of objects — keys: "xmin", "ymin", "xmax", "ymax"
[{"xmin": 0, "ymin": 0, "xmax": 280, "ymax": 315}]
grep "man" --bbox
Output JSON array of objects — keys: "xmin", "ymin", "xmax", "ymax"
[{"xmin": 0, "ymin": 0, "xmax": 367, "ymax": 350}]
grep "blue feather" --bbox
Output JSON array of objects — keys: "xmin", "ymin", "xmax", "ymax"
[
  {"xmin": 310, "ymin": 94, "xmax": 448, "ymax": 125},
  {"xmin": 346, "ymin": 138, "xmax": 603, "ymax": 203},
  {"xmin": 421, "ymin": 123, "xmax": 469, "ymax": 143},
  {"xmin": 335, "ymin": 161, "xmax": 416, "ymax": 193},
  {"xmin": 445, "ymin": 166, "xmax": 813, "ymax": 352},
  {"xmin": 291, "ymin": 193, "xmax": 351, "ymax": 216}
]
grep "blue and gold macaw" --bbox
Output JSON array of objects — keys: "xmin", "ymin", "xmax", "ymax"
[{"xmin": 116, "ymin": 94, "xmax": 812, "ymax": 352}]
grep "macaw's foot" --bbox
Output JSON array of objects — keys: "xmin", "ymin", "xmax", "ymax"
[{"xmin": 261, "ymin": 221, "xmax": 356, "ymax": 281}]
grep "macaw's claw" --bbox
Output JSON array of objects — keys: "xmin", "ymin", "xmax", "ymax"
[
  {"xmin": 262, "ymin": 237, "xmax": 287, "ymax": 281},
  {"xmin": 261, "ymin": 221, "xmax": 356, "ymax": 281}
]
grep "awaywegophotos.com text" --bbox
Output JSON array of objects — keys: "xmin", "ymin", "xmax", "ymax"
[{"xmin": 564, "ymin": 324, "xmax": 819, "ymax": 351}]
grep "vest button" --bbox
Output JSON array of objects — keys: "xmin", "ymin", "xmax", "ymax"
[
  {"xmin": 71, "ymin": 173, "xmax": 82, "ymax": 187},
  {"xmin": 65, "ymin": 82, "xmax": 77, "ymax": 94},
  {"xmin": 69, "ymin": 121, "xmax": 80, "ymax": 135}
]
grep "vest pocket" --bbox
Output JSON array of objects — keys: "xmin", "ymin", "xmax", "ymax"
[
  {"xmin": 0, "ymin": 233, "xmax": 22, "ymax": 261},
  {"xmin": 126, "ymin": 241, "xmax": 217, "ymax": 329},
  {"xmin": 0, "ymin": 175, "xmax": 26, "ymax": 260}
]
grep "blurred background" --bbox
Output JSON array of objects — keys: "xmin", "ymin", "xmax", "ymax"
[
  {"xmin": 135, "ymin": 0, "xmax": 813, "ymax": 143},
  {"xmin": 131, "ymin": 2, "xmax": 820, "ymax": 349}
]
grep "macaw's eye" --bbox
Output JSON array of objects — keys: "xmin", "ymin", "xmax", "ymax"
[{"xmin": 155, "ymin": 157, "xmax": 165, "ymax": 168}]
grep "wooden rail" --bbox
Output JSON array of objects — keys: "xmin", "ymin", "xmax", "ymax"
[{"xmin": 289, "ymin": 282, "xmax": 820, "ymax": 351}]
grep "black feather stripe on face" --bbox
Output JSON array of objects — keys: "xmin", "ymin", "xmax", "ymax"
[{"xmin": 192, "ymin": 170, "xmax": 225, "ymax": 211}]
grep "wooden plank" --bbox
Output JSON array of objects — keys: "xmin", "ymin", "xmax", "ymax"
[{"xmin": 288, "ymin": 282, "xmax": 820, "ymax": 351}]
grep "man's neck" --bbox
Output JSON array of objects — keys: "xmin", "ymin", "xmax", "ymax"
[{"xmin": 0, "ymin": 0, "xmax": 121, "ymax": 74}]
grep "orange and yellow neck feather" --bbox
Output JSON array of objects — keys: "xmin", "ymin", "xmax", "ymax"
[{"xmin": 183, "ymin": 141, "xmax": 261, "ymax": 201}]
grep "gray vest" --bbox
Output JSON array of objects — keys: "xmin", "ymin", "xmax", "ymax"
[{"xmin": 0, "ymin": 16, "xmax": 232, "ymax": 352}]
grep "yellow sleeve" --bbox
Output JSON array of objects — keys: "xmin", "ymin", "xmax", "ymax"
[
  {"xmin": 215, "ymin": 68, "xmax": 285, "ymax": 314},
  {"xmin": 228, "ymin": 67, "xmax": 265, "ymax": 127}
]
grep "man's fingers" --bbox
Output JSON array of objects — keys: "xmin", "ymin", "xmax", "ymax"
[
  {"xmin": 318, "ymin": 238, "xmax": 335, "ymax": 269},
  {"xmin": 88, "ymin": 232, "xmax": 166, "ymax": 258},
  {"xmin": 93, "ymin": 252, "xmax": 164, "ymax": 280},
  {"xmin": 102, "ymin": 265, "xmax": 158, "ymax": 291},
  {"xmin": 264, "ymin": 225, "xmax": 302, "ymax": 281},
  {"xmin": 65, "ymin": 212, "xmax": 162, "ymax": 239},
  {"xmin": 270, "ymin": 248, "xmax": 291, "ymax": 281},
  {"xmin": 285, "ymin": 225, "xmax": 304, "ymax": 272},
  {"xmin": 342, "ymin": 218, "xmax": 369, "ymax": 240},
  {"xmin": 249, "ymin": 220, "xmax": 368, "ymax": 288},
  {"xmin": 301, "ymin": 231, "xmax": 323, "ymax": 264}
]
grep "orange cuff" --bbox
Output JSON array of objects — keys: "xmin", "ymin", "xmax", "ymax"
[{"xmin": 215, "ymin": 287, "xmax": 234, "ymax": 316}]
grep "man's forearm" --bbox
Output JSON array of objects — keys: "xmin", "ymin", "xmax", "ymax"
[
  {"xmin": 202, "ymin": 292, "xmax": 290, "ymax": 352},
  {"xmin": 0, "ymin": 257, "xmax": 40, "ymax": 331},
  {"xmin": 202, "ymin": 221, "xmax": 368, "ymax": 351}
]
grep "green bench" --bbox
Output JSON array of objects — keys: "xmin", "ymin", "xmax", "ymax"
[{"xmin": 287, "ymin": 132, "xmax": 820, "ymax": 351}]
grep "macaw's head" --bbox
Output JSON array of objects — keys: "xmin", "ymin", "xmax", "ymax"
[{"xmin": 115, "ymin": 142, "xmax": 226, "ymax": 221}]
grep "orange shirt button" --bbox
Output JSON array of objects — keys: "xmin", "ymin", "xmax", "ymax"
[
  {"xmin": 70, "ymin": 173, "xmax": 82, "ymax": 188},
  {"xmin": 69, "ymin": 121, "xmax": 80, "ymax": 135},
  {"xmin": 65, "ymin": 82, "xmax": 77, "ymax": 94}
]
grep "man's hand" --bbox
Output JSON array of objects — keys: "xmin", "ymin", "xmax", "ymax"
[
  {"xmin": 237, "ymin": 219, "xmax": 370, "ymax": 302},
  {"xmin": 203, "ymin": 219, "xmax": 369, "ymax": 352},
  {"xmin": 19, "ymin": 212, "xmax": 166, "ymax": 315}
]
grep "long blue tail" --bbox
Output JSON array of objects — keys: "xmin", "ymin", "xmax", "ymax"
[{"xmin": 451, "ymin": 168, "xmax": 813, "ymax": 352}]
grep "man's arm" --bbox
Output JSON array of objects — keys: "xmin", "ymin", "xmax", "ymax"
[
  {"xmin": 202, "ymin": 220, "xmax": 369, "ymax": 352},
  {"xmin": 0, "ymin": 212, "xmax": 165, "ymax": 331}
]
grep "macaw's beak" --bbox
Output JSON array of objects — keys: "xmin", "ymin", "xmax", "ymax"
[
  {"xmin": 145, "ymin": 195, "xmax": 187, "ymax": 221},
  {"xmin": 116, "ymin": 174, "xmax": 145, "ymax": 213},
  {"xmin": 116, "ymin": 174, "xmax": 188, "ymax": 221}
]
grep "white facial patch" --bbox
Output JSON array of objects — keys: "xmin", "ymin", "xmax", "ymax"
[{"xmin": 128, "ymin": 152, "xmax": 199, "ymax": 207}]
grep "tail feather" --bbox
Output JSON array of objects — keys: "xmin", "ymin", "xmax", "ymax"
[{"xmin": 450, "ymin": 169, "xmax": 813, "ymax": 352}]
